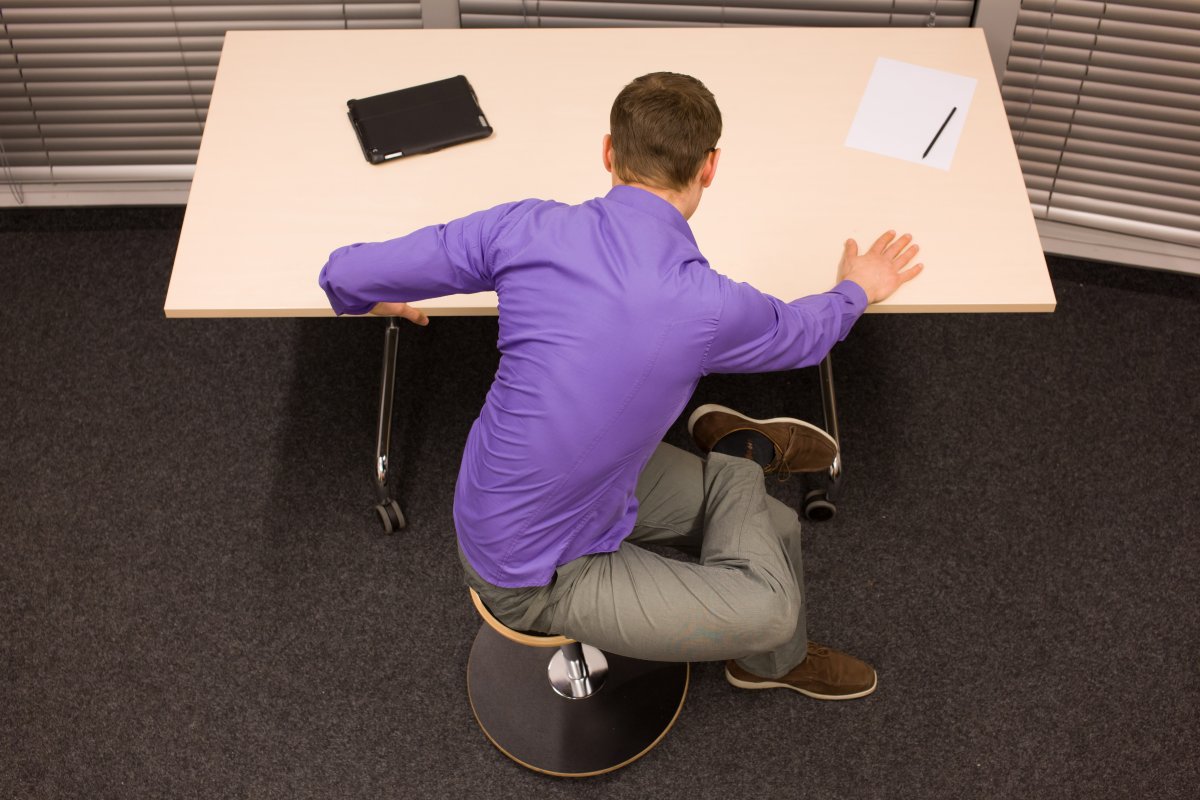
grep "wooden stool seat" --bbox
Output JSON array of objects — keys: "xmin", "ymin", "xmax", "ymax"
[
  {"xmin": 466, "ymin": 588, "xmax": 689, "ymax": 777},
  {"xmin": 469, "ymin": 588, "xmax": 572, "ymax": 648}
]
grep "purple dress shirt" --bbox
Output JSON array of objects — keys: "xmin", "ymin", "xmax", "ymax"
[{"xmin": 319, "ymin": 185, "xmax": 867, "ymax": 587}]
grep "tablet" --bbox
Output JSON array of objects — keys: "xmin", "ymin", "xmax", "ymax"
[{"xmin": 347, "ymin": 75, "xmax": 493, "ymax": 164}]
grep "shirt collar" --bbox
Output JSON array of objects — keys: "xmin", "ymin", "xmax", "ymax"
[{"xmin": 604, "ymin": 185, "xmax": 697, "ymax": 247}]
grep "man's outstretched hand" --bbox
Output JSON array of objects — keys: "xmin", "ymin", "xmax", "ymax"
[
  {"xmin": 369, "ymin": 301, "xmax": 429, "ymax": 326},
  {"xmin": 837, "ymin": 230, "xmax": 923, "ymax": 304}
]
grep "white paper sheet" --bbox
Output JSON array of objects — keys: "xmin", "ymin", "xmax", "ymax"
[{"xmin": 844, "ymin": 57, "xmax": 977, "ymax": 171}]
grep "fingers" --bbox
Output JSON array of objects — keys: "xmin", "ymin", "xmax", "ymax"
[
  {"xmin": 370, "ymin": 301, "xmax": 429, "ymax": 325},
  {"xmin": 894, "ymin": 243, "xmax": 919, "ymax": 268},
  {"xmin": 842, "ymin": 231, "xmax": 923, "ymax": 299},
  {"xmin": 401, "ymin": 304, "xmax": 429, "ymax": 326},
  {"xmin": 867, "ymin": 231, "xmax": 920, "ymax": 265},
  {"xmin": 868, "ymin": 230, "xmax": 896, "ymax": 255},
  {"xmin": 897, "ymin": 263, "xmax": 924, "ymax": 284},
  {"xmin": 883, "ymin": 233, "xmax": 913, "ymax": 260}
]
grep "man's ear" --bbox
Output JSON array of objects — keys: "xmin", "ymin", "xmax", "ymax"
[
  {"xmin": 602, "ymin": 134, "xmax": 614, "ymax": 174},
  {"xmin": 700, "ymin": 148, "xmax": 721, "ymax": 189}
]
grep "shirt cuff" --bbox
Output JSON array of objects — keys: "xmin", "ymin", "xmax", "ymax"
[{"xmin": 833, "ymin": 279, "xmax": 870, "ymax": 314}]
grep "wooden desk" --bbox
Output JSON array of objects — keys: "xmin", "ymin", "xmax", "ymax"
[
  {"xmin": 166, "ymin": 27, "xmax": 1054, "ymax": 317},
  {"xmin": 165, "ymin": 28, "xmax": 1055, "ymax": 527}
]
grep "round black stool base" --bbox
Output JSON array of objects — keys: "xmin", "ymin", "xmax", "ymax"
[{"xmin": 467, "ymin": 625, "xmax": 689, "ymax": 777}]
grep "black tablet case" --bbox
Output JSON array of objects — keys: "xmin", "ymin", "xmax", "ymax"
[{"xmin": 347, "ymin": 75, "xmax": 493, "ymax": 164}]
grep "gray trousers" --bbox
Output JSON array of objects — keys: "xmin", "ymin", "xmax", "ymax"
[{"xmin": 460, "ymin": 442, "xmax": 808, "ymax": 679}]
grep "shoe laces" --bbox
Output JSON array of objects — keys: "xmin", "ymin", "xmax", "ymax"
[
  {"xmin": 767, "ymin": 428, "xmax": 798, "ymax": 482},
  {"xmin": 806, "ymin": 642, "xmax": 830, "ymax": 658}
]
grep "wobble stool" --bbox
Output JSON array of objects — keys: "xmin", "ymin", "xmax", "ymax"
[{"xmin": 466, "ymin": 587, "xmax": 689, "ymax": 777}]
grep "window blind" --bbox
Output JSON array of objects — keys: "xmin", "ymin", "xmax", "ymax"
[
  {"xmin": 1001, "ymin": 0, "xmax": 1200, "ymax": 248},
  {"xmin": 459, "ymin": 0, "xmax": 975, "ymax": 30},
  {"xmin": 0, "ymin": 1, "xmax": 422, "ymax": 199}
]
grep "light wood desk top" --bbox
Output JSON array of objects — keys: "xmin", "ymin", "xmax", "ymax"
[{"xmin": 165, "ymin": 27, "xmax": 1055, "ymax": 318}]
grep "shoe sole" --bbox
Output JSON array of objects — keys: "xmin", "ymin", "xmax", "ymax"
[
  {"xmin": 724, "ymin": 666, "xmax": 878, "ymax": 701},
  {"xmin": 687, "ymin": 403, "xmax": 837, "ymax": 453}
]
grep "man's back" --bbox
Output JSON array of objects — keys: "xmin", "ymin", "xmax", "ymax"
[{"xmin": 456, "ymin": 185, "xmax": 724, "ymax": 587}]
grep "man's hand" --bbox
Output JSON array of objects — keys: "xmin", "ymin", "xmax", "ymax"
[
  {"xmin": 369, "ymin": 301, "xmax": 429, "ymax": 326},
  {"xmin": 837, "ymin": 230, "xmax": 923, "ymax": 304}
]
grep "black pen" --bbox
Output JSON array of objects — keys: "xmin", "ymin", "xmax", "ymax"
[{"xmin": 922, "ymin": 106, "xmax": 957, "ymax": 159}]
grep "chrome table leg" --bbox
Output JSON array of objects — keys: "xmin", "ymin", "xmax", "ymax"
[
  {"xmin": 804, "ymin": 353, "xmax": 843, "ymax": 521},
  {"xmin": 373, "ymin": 317, "xmax": 405, "ymax": 532}
]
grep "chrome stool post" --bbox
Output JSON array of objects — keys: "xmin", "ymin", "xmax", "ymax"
[{"xmin": 548, "ymin": 641, "xmax": 607, "ymax": 699}]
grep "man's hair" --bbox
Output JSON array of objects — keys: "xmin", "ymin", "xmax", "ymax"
[{"xmin": 609, "ymin": 72, "xmax": 722, "ymax": 192}]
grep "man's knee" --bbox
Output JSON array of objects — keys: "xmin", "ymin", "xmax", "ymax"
[
  {"xmin": 766, "ymin": 495, "xmax": 803, "ymax": 541},
  {"xmin": 739, "ymin": 587, "xmax": 801, "ymax": 652}
]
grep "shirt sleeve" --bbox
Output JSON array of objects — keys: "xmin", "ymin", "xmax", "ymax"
[
  {"xmin": 317, "ymin": 199, "xmax": 539, "ymax": 316},
  {"xmin": 702, "ymin": 277, "xmax": 869, "ymax": 375}
]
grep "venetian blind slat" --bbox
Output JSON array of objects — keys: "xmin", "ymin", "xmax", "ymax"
[{"xmin": 459, "ymin": 0, "xmax": 974, "ymax": 28}]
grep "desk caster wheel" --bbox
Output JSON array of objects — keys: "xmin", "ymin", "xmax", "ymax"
[
  {"xmin": 803, "ymin": 489, "xmax": 836, "ymax": 522},
  {"xmin": 375, "ymin": 500, "xmax": 406, "ymax": 533}
]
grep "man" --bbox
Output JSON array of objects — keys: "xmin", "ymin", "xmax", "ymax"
[{"xmin": 319, "ymin": 72, "xmax": 921, "ymax": 699}]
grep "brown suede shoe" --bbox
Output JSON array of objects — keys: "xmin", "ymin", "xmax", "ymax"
[
  {"xmin": 725, "ymin": 642, "xmax": 877, "ymax": 700},
  {"xmin": 688, "ymin": 404, "xmax": 837, "ymax": 474}
]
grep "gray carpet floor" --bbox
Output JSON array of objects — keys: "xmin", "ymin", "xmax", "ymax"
[{"xmin": 1, "ymin": 206, "xmax": 1197, "ymax": 799}]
